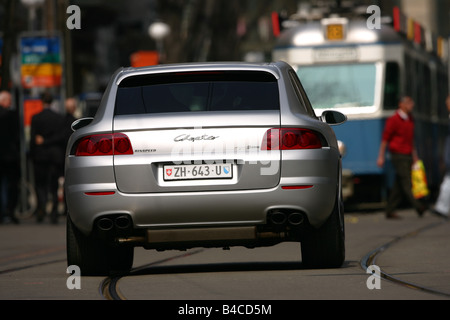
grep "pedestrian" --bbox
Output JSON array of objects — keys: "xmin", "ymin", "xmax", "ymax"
[
  {"xmin": 62, "ymin": 97, "xmax": 77, "ymax": 152},
  {"xmin": 30, "ymin": 92, "xmax": 64, "ymax": 224},
  {"xmin": 0, "ymin": 90, "xmax": 20, "ymax": 224},
  {"xmin": 377, "ymin": 96, "xmax": 427, "ymax": 219},
  {"xmin": 432, "ymin": 95, "xmax": 450, "ymax": 218},
  {"xmin": 60, "ymin": 97, "xmax": 78, "ymax": 214}
]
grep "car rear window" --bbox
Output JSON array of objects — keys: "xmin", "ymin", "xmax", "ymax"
[{"xmin": 115, "ymin": 71, "xmax": 280, "ymax": 115}]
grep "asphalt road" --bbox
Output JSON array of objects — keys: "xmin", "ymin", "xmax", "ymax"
[{"xmin": 0, "ymin": 208, "xmax": 449, "ymax": 302}]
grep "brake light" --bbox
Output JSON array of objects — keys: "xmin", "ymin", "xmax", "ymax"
[
  {"xmin": 74, "ymin": 133, "xmax": 133, "ymax": 156},
  {"xmin": 281, "ymin": 185, "xmax": 313, "ymax": 190},
  {"xmin": 261, "ymin": 128, "xmax": 323, "ymax": 150},
  {"xmin": 84, "ymin": 191, "xmax": 116, "ymax": 196}
]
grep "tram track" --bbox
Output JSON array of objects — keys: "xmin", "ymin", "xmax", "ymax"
[
  {"xmin": 0, "ymin": 245, "xmax": 66, "ymax": 275},
  {"xmin": 360, "ymin": 219, "xmax": 450, "ymax": 299},
  {"xmin": 101, "ymin": 219, "xmax": 450, "ymax": 300},
  {"xmin": 100, "ymin": 248, "xmax": 205, "ymax": 300}
]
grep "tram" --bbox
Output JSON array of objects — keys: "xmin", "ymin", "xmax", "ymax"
[{"xmin": 273, "ymin": 13, "xmax": 449, "ymax": 205}]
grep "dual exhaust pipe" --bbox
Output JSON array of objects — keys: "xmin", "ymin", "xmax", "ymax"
[
  {"xmin": 96, "ymin": 210, "xmax": 303, "ymax": 236},
  {"xmin": 97, "ymin": 215, "xmax": 132, "ymax": 232},
  {"xmin": 268, "ymin": 210, "xmax": 304, "ymax": 226}
]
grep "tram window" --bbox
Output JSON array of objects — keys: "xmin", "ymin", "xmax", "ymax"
[
  {"xmin": 438, "ymin": 72, "xmax": 449, "ymax": 119},
  {"xmin": 423, "ymin": 64, "xmax": 432, "ymax": 116},
  {"xmin": 412, "ymin": 60, "xmax": 431, "ymax": 116},
  {"xmin": 297, "ymin": 63, "xmax": 376, "ymax": 110},
  {"xmin": 404, "ymin": 54, "xmax": 415, "ymax": 97},
  {"xmin": 384, "ymin": 62, "xmax": 400, "ymax": 110}
]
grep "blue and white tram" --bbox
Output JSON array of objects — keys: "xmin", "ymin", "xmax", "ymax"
[{"xmin": 273, "ymin": 17, "xmax": 449, "ymax": 205}]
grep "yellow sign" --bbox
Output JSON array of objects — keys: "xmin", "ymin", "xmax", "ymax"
[
  {"xmin": 21, "ymin": 63, "xmax": 62, "ymax": 88},
  {"xmin": 21, "ymin": 63, "xmax": 62, "ymax": 77},
  {"xmin": 326, "ymin": 24, "xmax": 344, "ymax": 40}
]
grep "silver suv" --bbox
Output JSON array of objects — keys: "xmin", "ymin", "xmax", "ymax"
[{"xmin": 65, "ymin": 61, "xmax": 346, "ymax": 275}]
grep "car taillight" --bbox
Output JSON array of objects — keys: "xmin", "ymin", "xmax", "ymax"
[
  {"xmin": 73, "ymin": 133, "xmax": 133, "ymax": 156},
  {"xmin": 261, "ymin": 128, "xmax": 323, "ymax": 150}
]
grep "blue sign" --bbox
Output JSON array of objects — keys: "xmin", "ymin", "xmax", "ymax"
[
  {"xmin": 20, "ymin": 37, "xmax": 60, "ymax": 55},
  {"xmin": 20, "ymin": 36, "xmax": 61, "ymax": 64}
]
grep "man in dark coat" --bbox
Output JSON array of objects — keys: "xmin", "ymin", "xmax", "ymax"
[
  {"xmin": 0, "ymin": 91, "xmax": 20, "ymax": 224},
  {"xmin": 30, "ymin": 92, "xmax": 64, "ymax": 224}
]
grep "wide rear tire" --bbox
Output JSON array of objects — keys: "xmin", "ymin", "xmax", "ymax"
[
  {"xmin": 66, "ymin": 215, "xmax": 133, "ymax": 276},
  {"xmin": 301, "ymin": 196, "xmax": 345, "ymax": 268}
]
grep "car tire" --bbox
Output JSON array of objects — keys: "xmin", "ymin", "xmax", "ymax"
[
  {"xmin": 300, "ymin": 195, "xmax": 345, "ymax": 268},
  {"xmin": 66, "ymin": 215, "xmax": 133, "ymax": 276}
]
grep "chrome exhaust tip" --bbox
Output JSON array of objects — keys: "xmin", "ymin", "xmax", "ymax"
[
  {"xmin": 97, "ymin": 218, "xmax": 114, "ymax": 231},
  {"xmin": 269, "ymin": 210, "xmax": 287, "ymax": 225},
  {"xmin": 287, "ymin": 212, "xmax": 304, "ymax": 226},
  {"xmin": 115, "ymin": 215, "xmax": 131, "ymax": 229}
]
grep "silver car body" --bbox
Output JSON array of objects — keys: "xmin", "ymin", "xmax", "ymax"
[{"xmin": 65, "ymin": 61, "xmax": 345, "ymax": 273}]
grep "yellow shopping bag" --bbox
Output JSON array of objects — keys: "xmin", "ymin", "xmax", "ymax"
[{"xmin": 411, "ymin": 160, "xmax": 429, "ymax": 199}]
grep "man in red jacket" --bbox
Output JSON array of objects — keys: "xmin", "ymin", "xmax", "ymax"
[{"xmin": 377, "ymin": 96, "xmax": 426, "ymax": 219}]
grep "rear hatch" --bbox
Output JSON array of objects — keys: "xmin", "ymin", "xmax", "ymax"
[{"xmin": 112, "ymin": 70, "xmax": 281, "ymax": 193}]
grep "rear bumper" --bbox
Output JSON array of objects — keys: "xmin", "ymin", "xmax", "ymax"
[
  {"xmin": 65, "ymin": 146, "xmax": 341, "ymax": 237},
  {"xmin": 66, "ymin": 177, "xmax": 337, "ymax": 236}
]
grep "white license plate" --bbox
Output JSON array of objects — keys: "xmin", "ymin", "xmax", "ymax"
[{"xmin": 163, "ymin": 164, "xmax": 233, "ymax": 181}]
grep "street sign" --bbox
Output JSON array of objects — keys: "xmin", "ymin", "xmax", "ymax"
[{"xmin": 20, "ymin": 35, "xmax": 62, "ymax": 88}]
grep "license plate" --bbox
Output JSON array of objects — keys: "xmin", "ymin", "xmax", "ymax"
[{"xmin": 163, "ymin": 164, "xmax": 233, "ymax": 181}]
